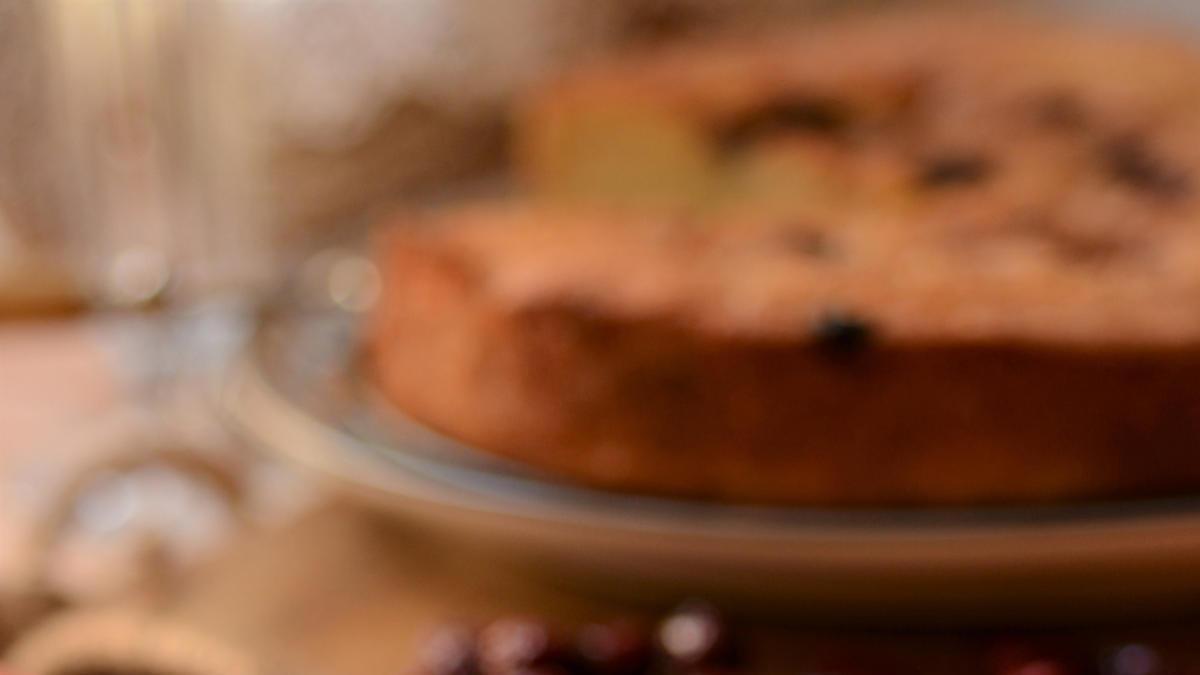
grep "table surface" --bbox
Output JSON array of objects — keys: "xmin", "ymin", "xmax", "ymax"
[
  {"xmin": 7, "ymin": 317, "xmax": 1200, "ymax": 675},
  {"xmin": 0, "ymin": 321, "xmax": 119, "ymax": 588}
]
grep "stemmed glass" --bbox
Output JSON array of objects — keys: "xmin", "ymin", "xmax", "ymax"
[{"xmin": 29, "ymin": 0, "xmax": 279, "ymax": 605}]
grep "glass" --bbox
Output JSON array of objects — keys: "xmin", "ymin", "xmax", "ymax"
[
  {"xmin": 42, "ymin": 0, "xmax": 269, "ymax": 309},
  {"xmin": 20, "ymin": 1, "xmax": 273, "ymax": 600}
]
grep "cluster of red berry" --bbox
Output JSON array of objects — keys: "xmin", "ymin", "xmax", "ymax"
[
  {"xmin": 415, "ymin": 602, "xmax": 1173, "ymax": 675},
  {"xmin": 416, "ymin": 602, "xmax": 739, "ymax": 675}
]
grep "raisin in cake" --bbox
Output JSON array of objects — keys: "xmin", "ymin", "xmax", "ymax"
[{"xmin": 369, "ymin": 13, "xmax": 1200, "ymax": 505}]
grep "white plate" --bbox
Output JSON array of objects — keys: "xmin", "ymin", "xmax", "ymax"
[{"xmin": 218, "ymin": 262, "xmax": 1200, "ymax": 623}]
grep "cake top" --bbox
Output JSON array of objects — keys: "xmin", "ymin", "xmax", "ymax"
[
  {"xmin": 381, "ymin": 202, "xmax": 1200, "ymax": 348},
  {"xmin": 386, "ymin": 12, "xmax": 1200, "ymax": 349}
]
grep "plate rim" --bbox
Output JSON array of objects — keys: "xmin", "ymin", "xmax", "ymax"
[{"xmin": 219, "ymin": 334, "xmax": 1200, "ymax": 565}]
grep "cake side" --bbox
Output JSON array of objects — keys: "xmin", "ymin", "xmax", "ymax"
[{"xmin": 368, "ymin": 206, "xmax": 1200, "ymax": 505}]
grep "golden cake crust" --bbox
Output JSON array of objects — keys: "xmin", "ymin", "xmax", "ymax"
[{"xmin": 368, "ymin": 204, "xmax": 1200, "ymax": 506}]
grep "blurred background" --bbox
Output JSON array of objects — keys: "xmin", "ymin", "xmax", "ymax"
[{"xmin": 7, "ymin": 2, "xmax": 1200, "ymax": 675}]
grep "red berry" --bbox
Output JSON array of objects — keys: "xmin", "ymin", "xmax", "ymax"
[
  {"xmin": 418, "ymin": 623, "xmax": 479, "ymax": 675},
  {"xmin": 988, "ymin": 642, "xmax": 1077, "ymax": 675},
  {"xmin": 576, "ymin": 620, "xmax": 653, "ymax": 675},
  {"xmin": 1005, "ymin": 659, "xmax": 1072, "ymax": 675},
  {"xmin": 1105, "ymin": 644, "xmax": 1164, "ymax": 675},
  {"xmin": 479, "ymin": 617, "xmax": 568, "ymax": 675},
  {"xmin": 656, "ymin": 602, "xmax": 740, "ymax": 668}
]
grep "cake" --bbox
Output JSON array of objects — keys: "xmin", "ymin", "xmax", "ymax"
[{"xmin": 369, "ymin": 12, "xmax": 1200, "ymax": 506}]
